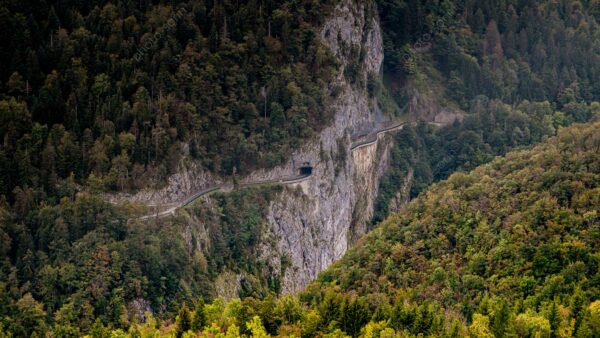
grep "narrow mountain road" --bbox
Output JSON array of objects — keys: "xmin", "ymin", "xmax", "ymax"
[
  {"xmin": 137, "ymin": 120, "xmax": 440, "ymax": 221},
  {"xmin": 139, "ymin": 173, "xmax": 313, "ymax": 220},
  {"xmin": 350, "ymin": 121, "xmax": 408, "ymax": 151}
]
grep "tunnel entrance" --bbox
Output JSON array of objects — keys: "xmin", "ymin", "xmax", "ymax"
[{"xmin": 298, "ymin": 162, "xmax": 313, "ymax": 176}]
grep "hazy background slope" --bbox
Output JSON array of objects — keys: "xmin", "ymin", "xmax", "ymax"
[{"xmin": 371, "ymin": 0, "xmax": 600, "ymax": 224}]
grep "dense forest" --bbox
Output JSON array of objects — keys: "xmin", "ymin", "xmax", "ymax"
[
  {"xmin": 379, "ymin": 0, "xmax": 600, "ymax": 106},
  {"xmin": 61, "ymin": 120, "xmax": 600, "ymax": 337},
  {"xmin": 0, "ymin": 0, "xmax": 338, "ymax": 198},
  {"xmin": 372, "ymin": 99, "xmax": 600, "ymax": 225},
  {"xmin": 0, "ymin": 186, "xmax": 285, "ymax": 336},
  {"xmin": 372, "ymin": 0, "xmax": 600, "ymax": 223},
  {"xmin": 304, "ymin": 121, "xmax": 600, "ymax": 337},
  {"xmin": 2, "ymin": 0, "xmax": 600, "ymax": 336},
  {"xmin": 0, "ymin": 0, "xmax": 340, "ymax": 335}
]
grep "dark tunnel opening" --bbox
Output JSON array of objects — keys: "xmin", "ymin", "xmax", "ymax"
[
  {"xmin": 299, "ymin": 166, "xmax": 313, "ymax": 176},
  {"xmin": 298, "ymin": 162, "xmax": 313, "ymax": 176}
]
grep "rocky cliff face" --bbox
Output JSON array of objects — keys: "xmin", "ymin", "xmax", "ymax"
[
  {"xmin": 255, "ymin": 0, "xmax": 391, "ymax": 293},
  {"xmin": 112, "ymin": 0, "xmax": 394, "ymax": 296}
]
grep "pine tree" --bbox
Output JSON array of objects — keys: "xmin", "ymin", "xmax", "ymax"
[
  {"xmin": 471, "ymin": 8, "xmax": 485, "ymax": 34},
  {"xmin": 191, "ymin": 299, "xmax": 206, "ymax": 332},
  {"xmin": 491, "ymin": 300, "xmax": 511, "ymax": 338},
  {"xmin": 484, "ymin": 20, "xmax": 504, "ymax": 62},
  {"xmin": 340, "ymin": 297, "xmax": 370, "ymax": 337},
  {"xmin": 571, "ymin": 289, "xmax": 586, "ymax": 337},
  {"xmin": 175, "ymin": 304, "xmax": 191, "ymax": 338},
  {"xmin": 448, "ymin": 319, "xmax": 462, "ymax": 338},
  {"xmin": 547, "ymin": 301, "xmax": 561, "ymax": 338}
]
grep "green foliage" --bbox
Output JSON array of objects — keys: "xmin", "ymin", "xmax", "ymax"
[
  {"xmin": 372, "ymin": 98, "xmax": 599, "ymax": 225},
  {"xmin": 175, "ymin": 304, "xmax": 191, "ymax": 338},
  {"xmin": 0, "ymin": 187, "xmax": 214, "ymax": 334},
  {"xmin": 379, "ymin": 0, "xmax": 600, "ymax": 109},
  {"xmin": 5, "ymin": 120, "xmax": 597, "ymax": 338},
  {"xmin": 0, "ymin": 0, "xmax": 339, "ymax": 333},
  {"xmin": 340, "ymin": 297, "xmax": 370, "ymax": 337},
  {"xmin": 181, "ymin": 186, "xmax": 283, "ymax": 299},
  {"xmin": 190, "ymin": 299, "xmax": 206, "ymax": 332},
  {"xmin": 0, "ymin": 0, "xmax": 338, "ymax": 198},
  {"xmin": 373, "ymin": 0, "xmax": 600, "ymax": 224},
  {"xmin": 303, "ymin": 122, "xmax": 600, "ymax": 337},
  {"xmin": 3, "ymin": 1, "xmax": 600, "ymax": 337}
]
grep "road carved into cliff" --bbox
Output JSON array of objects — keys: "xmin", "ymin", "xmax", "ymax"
[
  {"xmin": 350, "ymin": 122, "xmax": 408, "ymax": 151},
  {"xmin": 136, "ymin": 120, "xmax": 440, "ymax": 220},
  {"xmin": 138, "ymin": 173, "xmax": 313, "ymax": 220}
]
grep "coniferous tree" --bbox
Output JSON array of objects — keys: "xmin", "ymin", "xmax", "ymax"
[
  {"xmin": 175, "ymin": 304, "xmax": 191, "ymax": 338},
  {"xmin": 191, "ymin": 299, "xmax": 206, "ymax": 332},
  {"xmin": 547, "ymin": 301, "xmax": 561, "ymax": 338},
  {"xmin": 491, "ymin": 300, "xmax": 511, "ymax": 338}
]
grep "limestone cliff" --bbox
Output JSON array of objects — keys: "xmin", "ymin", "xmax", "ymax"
[
  {"xmin": 111, "ymin": 0, "xmax": 395, "ymax": 296},
  {"xmin": 171, "ymin": 0, "xmax": 392, "ymax": 295},
  {"xmin": 255, "ymin": 0, "xmax": 391, "ymax": 293}
]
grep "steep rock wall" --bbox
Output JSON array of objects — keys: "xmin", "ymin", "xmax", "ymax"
[
  {"xmin": 257, "ymin": 0, "xmax": 391, "ymax": 293},
  {"xmin": 112, "ymin": 0, "xmax": 393, "ymax": 296}
]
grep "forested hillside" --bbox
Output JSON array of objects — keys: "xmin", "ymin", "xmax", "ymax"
[
  {"xmin": 372, "ymin": 0, "xmax": 600, "ymax": 223},
  {"xmin": 0, "ymin": 0, "xmax": 340, "ymax": 335},
  {"xmin": 0, "ymin": 0, "xmax": 337, "ymax": 198},
  {"xmin": 380, "ymin": 0, "xmax": 600, "ymax": 106},
  {"xmin": 2, "ymin": 0, "xmax": 600, "ymax": 336},
  {"xmin": 372, "ymin": 99, "xmax": 600, "ymax": 225},
  {"xmin": 77, "ymin": 120, "xmax": 600, "ymax": 337},
  {"xmin": 304, "ymin": 121, "xmax": 600, "ymax": 337}
]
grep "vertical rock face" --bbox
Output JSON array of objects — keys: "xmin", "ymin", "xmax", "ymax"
[
  {"xmin": 111, "ymin": 0, "xmax": 392, "ymax": 296},
  {"xmin": 259, "ymin": 0, "xmax": 391, "ymax": 293}
]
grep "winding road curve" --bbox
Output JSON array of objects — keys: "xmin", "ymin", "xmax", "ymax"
[
  {"xmin": 139, "ymin": 174, "xmax": 313, "ymax": 220},
  {"xmin": 350, "ymin": 121, "xmax": 408, "ymax": 151},
  {"xmin": 138, "ymin": 120, "xmax": 439, "ymax": 220}
]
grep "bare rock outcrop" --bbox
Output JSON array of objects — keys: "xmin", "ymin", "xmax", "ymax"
[
  {"xmin": 258, "ymin": 0, "xmax": 391, "ymax": 293},
  {"xmin": 115, "ymin": 0, "xmax": 400, "ymax": 296}
]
